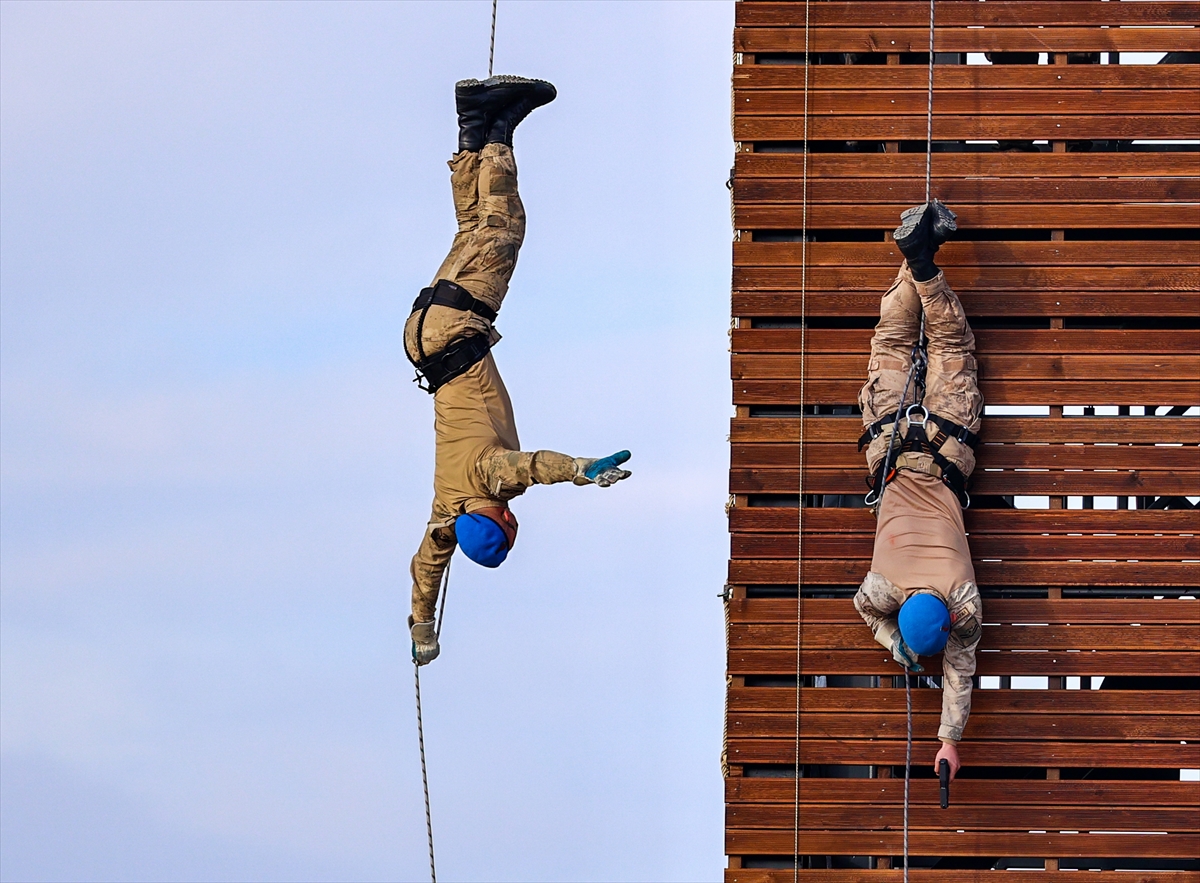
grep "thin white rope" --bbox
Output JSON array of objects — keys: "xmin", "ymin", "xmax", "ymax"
[
  {"xmin": 907, "ymin": 6, "xmax": 936, "ymax": 879},
  {"xmin": 792, "ymin": 1, "xmax": 811, "ymax": 878},
  {"xmin": 488, "ymin": 0, "xmax": 498, "ymax": 78},
  {"xmin": 924, "ymin": 0, "xmax": 937, "ymax": 204},
  {"xmin": 904, "ymin": 674, "xmax": 913, "ymax": 883},
  {"xmin": 415, "ymin": 561, "xmax": 451, "ymax": 883},
  {"xmin": 414, "ymin": 663, "xmax": 436, "ymax": 883}
]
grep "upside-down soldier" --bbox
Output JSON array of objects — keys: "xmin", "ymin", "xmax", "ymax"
[
  {"xmin": 854, "ymin": 201, "xmax": 984, "ymax": 780},
  {"xmin": 404, "ymin": 77, "xmax": 632, "ymax": 665}
]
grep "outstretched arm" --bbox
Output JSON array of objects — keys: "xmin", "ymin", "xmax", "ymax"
[{"xmin": 477, "ymin": 448, "xmax": 631, "ymax": 499}]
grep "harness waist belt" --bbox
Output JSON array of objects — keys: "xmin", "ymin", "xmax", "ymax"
[
  {"xmin": 411, "ymin": 279, "xmax": 497, "ymax": 324},
  {"xmin": 859, "ymin": 410, "xmax": 979, "ymax": 452}
]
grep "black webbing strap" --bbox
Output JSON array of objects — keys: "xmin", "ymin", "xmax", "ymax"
[
  {"xmin": 411, "ymin": 279, "xmax": 497, "ymax": 324},
  {"xmin": 858, "ymin": 409, "xmax": 979, "ymax": 452},
  {"xmin": 863, "ymin": 409, "xmax": 976, "ymax": 508},
  {"xmin": 410, "ymin": 333, "xmax": 492, "ymax": 395}
]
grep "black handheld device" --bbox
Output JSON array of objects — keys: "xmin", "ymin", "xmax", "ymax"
[{"xmin": 939, "ymin": 758, "xmax": 951, "ymax": 809}]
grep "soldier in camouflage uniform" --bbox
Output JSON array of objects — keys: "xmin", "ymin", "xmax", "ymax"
[
  {"xmin": 403, "ymin": 77, "xmax": 632, "ymax": 665},
  {"xmin": 853, "ymin": 201, "xmax": 983, "ymax": 780}
]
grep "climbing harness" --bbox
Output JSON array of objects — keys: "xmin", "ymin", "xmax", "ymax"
[
  {"xmin": 407, "ymin": 279, "xmax": 497, "ymax": 394},
  {"xmin": 413, "ymin": 561, "xmax": 451, "ymax": 883},
  {"xmin": 861, "ymin": 398, "xmax": 979, "ymax": 509}
]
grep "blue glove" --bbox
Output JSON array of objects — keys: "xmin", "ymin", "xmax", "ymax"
[
  {"xmin": 889, "ymin": 628, "xmax": 924, "ymax": 673},
  {"xmin": 580, "ymin": 450, "xmax": 632, "ymax": 488}
]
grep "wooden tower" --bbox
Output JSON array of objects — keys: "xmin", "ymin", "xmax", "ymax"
[{"xmin": 724, "ymin": 1, "xmax": 1199, "ymax": 878}]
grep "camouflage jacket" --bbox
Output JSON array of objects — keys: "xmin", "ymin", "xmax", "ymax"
[{"xmin": 853, "ymin": 570, "xmax": 983, "ymax": 743}]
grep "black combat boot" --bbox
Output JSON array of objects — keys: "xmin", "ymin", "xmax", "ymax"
[
  {"xmin": 484, "ymin": 76, "xmax": 556, "ymax": 147},
  {"xmin": 454, "ymin": 79, "xmax": 490, "ymax": 152},
  {"xmin": 454, "ymin": 76, "xmax": 556, "ymax": 151},
  {"xmin": 893, "ymin": 200, "xmax": 957, "ymax": 282}
]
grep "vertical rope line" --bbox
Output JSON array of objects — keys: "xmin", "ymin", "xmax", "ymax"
[
  {"xmin": 924, "ymin": 0, "xmax": 936, "ymax": 204},
  {"xmin": 415, "ymin": 664, "xmax": 436, "ymax": 883},
  {"xmin": 488, "ymin": 0, "xmax": 498, "ymax": 78},
  {"xmin": 793, "ymin": 1, "xmax": 811, "ymax": 878},
  {"xmin": 415, "ymin": 562, "xmax": 450, "ymax": 883},
  {"xmin": 904, "ymin": 675, "xmax": 912, "ymax": 883}
]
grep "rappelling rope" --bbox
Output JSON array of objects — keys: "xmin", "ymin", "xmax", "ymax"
[
  {"xmin": 792, "ymin": 0, "xmax": 811, "ymax": 878},
  {"xmin": 924, "ymin": 0, "xmax": 936, "ymax": 204},
  {"xmin": 907, "ymin": 3, "xmax": 938, "ymax": 880},
  {"xmin": 488, "ymin": 0, "xmax": 498, "ymax": 78},
  {"xmin": 414, "ymin": 561, "xmax": 451, "ymax": 883},
  {"xmin": 904, "ymin": 674, "xmax": 913, "ymax": 883}
]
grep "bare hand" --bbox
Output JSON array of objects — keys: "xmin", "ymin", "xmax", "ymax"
[{"xmin": 935, "ymin": 741, "xmax": 960, "ymax": 781}]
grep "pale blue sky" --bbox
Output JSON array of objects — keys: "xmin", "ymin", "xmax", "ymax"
[{"xmin": 0, "ymin": 2, "xmax": 735, "ymax": 880}]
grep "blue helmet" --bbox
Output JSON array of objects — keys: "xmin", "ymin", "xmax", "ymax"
[
  {"xmin": 898, "ymin": 592, "xmax": 951, "ymax": 656},
  {"xmin": 455, "ymin": 512, "xmax": 510, "ymax": 568}
]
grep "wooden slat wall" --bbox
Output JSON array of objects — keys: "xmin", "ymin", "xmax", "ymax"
[{"xmin": 725, "ymin": 2, "xmax": 1200, "ymax": 878}]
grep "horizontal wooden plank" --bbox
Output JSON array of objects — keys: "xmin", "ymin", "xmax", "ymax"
[
  {"xmin": 729, "ymin": 417, "xmax": 1200, "ymax": 445},
  {"xmin": 734, "ymin": 533, "xmax": 1199, "ymax": 561},
  {"xmin": 726, "ymin": 872, "xmax": 1200, "ymax": 883},
  {"xmin": 726, "ymin": 829, "xmax": 1200, "ymax": 859},
  {"xmin": 727, "ymin": 801, "xmax": 1198, "ymax": 832},
  {"xmin": 728, "ymin": 647, "xmax": 1200, "ymax": 677},
  {"xmin": 735, "ymin": 27, "xmax": 1200, "ymax": 54},
  {"xmin": 730, "ymin": 465, "xmax": 1200, "ymax": 495},
  {"xmin": 737, "ymin": 2, "xmax": 1200, "ymax": 28},
  {"xmin": 728, "ymin": 710, "xmax": 1198, "ymax": 741},
  {"xmin": 728, "ymin": 828, "xmax": 1200, "ymax": 859},
  {"xmin": 733, "ymin": 380, "xmax": 1200, "ymax": 406},
  {"xmin": 732, "ymin": 327, "xmax": 1200, "ymax": 353},
  {"xmin": 734, "ymin": 353, "xmax": 1199, "ymax": 380},
  {"xmin": 727, "ymin": 776, "xmax": 1200, "ymax": 807},
  {"xmin": 737, "ymin": 89, "xmax": 1200, "ymax": 118},
  {"xmin": 729, "ymin": 558, "xmax": 1198, "ymax": 586},
  {"xmin": 733, "ymin": 443, "xmax": 1200, "ymax": 472},
  {"xmin": 730, "ymin": 507, "xmax": 1200, "ymax": 534},
  {"xmin": 728, "ymin": 598, "xmax": 1200, "ymax": 625},
  {"xmin": 736, "ymin": 204, "xmax": 1200, "ymax": 230},
  {"xmin": 726, "ymin": 738, "xmax": 1200, "ymax": 768},
  {"xmin": 734, "ymin": 64, "xmax": 1200, "ymax": 91},
  {"xmin": 735, "ymin": 175, "xmax": 1200, "ymax": 205},
  {"xmin": 729, "ymin": 622, "xmax": 1200, "ymax": 651},
  {"xmin": 734, "ymin": 267, "xmax": 1200, "ymax": 292},
  {"xmin": 734, "ymin": 150, "xmax": 1200, "ymax": 178},
  {"xmin": 737, "ymin": 114, "xmax": 1200, "ymax": 141},
  {"xmin": 720, "ymin": 868, "xmax": 1200, "ymax": 883},
  {"xmin": 729, "ymin": 689, "xmax": 1200, "ymax": 717},
  {"xmin": 736, "ymin": 242, "xmax": 1200, "ymax": 269}
]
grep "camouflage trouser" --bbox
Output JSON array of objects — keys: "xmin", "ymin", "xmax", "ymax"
[
  {"xmin": 403, "ymin": 143, "xmax": 524, "ymax": 362},
  {"xmin": 858, "ymin": 263, "xmax": 983, "ymax": 478}
]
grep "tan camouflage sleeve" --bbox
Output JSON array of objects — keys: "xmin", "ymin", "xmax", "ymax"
[
  {"xmin": 854, "ymin": 571, "xmax": 906, "ymax": 651},
  {"xmin": 939, "ymin": 580, "xmax": 983, "ymax": 743},
  {"xmin": 477, "ymin": 448, "xmax": 579, "ymax": 501},
  {"xmin": 411, "ymin": 512, "xmax": 457, "ymax": 623}
]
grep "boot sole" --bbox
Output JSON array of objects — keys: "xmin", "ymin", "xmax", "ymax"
[
  {"xmin": 457, "ymin": 75, "xmax": 556, "ymax": 93},
  {"xmin": 930, "ymin": 199, "xmax": 958, "ymax": 244},
  {"xmin": 893, "ymin": 203, "xmax": 929, "ymax": 245}
]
